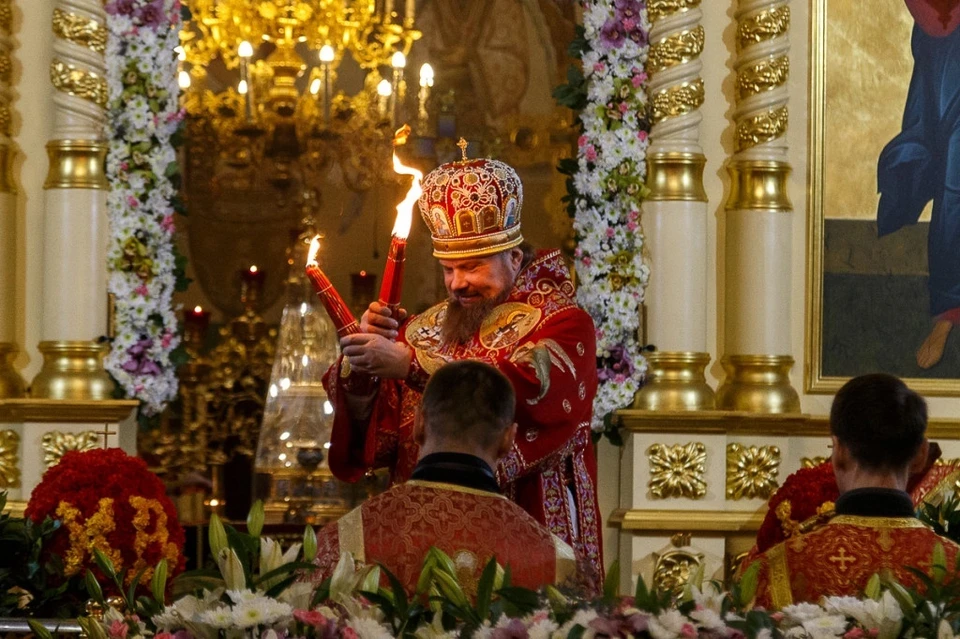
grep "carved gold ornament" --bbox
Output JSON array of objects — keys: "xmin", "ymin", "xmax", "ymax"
[
  {"xmin": 648, "ymin": 27, "xmax": 705, "ymax": 75},
  {"xmin": 647, "ymin": 442, "xmax": 707, "ymax": 499},
  {"xmin": 736, "ymin": 106, "xmax": 788, "ymax": 151},
  {"xmin": 50, "ymin": 59, "xmax": 108, "ymax": 108},
  {"xmin": 0, "ymin": 2, "xmax": 9, "ymax": 34},
  {"xmin": 0, "ymin": 429, "xmax": 19, "ymax": 488},
  {"xmin": 648, "ymin": 0, "xmax": 702, "ymax": 23},
  {"xmin": 52, "ymin": 8, "xmax": 107, "ymax": 54},
  {"xmin": 801, "ymin": 456, "xmax": 829, "ymax": 468},
  {"xmin": 42, "ymin": 431, "xmax": 100, "ymax": 468},
  {"xmin": 737, "ymin": 5, "xmax": 790, "ymax": 48},
  {"xmin": 936, "ymin": 458, "xmax": 960, "ymax": 467},
  {"xmin": 736, "ymin": 56, "xmax": 789, "ymax": 99},
  {"xmin": 652, "ymin": 79, "xmax": 705, "ymax": 124},
  {"xmin": 653, "ymin": 532, "xmax": 704, "ymax": 594},
  {"xmin": 726, "ymin": 443, "xmax": 780, "ymax": 500}
]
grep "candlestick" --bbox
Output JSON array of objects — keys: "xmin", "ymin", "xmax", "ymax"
[
  {"xmin": 240, "ymin": 265, "xmax": 266, "ymax": 309},
  {"xmin": 377, "ymin": 79, "xmax": 392, "ymax": 120},
  {"xmin": 405, "ymin": 0, "xmax": 415, "ymax": 24},
  {"xmin": 390, "ymin": 51, "xmax": 406, "ymax": 129},
  {"xmin": 184, "ymin": 305, "xmax": 211, "ymax": 344},
  {"xmin": 319, "ymin": 45, "xmax": 335, "ymax": 128},
  {"xmin": 417, "ymin": 63, "xmax": 433, "ymax": 134}
]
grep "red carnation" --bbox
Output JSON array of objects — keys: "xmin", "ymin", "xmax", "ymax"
[{"xmin": 25, "ymin": 448, "xmax": 185, "ymax": 591}]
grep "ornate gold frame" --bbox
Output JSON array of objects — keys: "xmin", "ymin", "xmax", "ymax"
[{"xmin": 804, "ymin": 0, "xmax": 960, "ymax": 395}]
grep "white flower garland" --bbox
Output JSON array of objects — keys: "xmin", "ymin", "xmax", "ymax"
[
  {"xmin": 574, "ymin": 0, "xmax": 651, "ymax": 432},
  {"xmin": 103, "ymin": 0, "xmax": 184, "ymax": 415}
]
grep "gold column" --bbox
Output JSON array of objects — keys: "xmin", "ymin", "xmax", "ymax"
[
  {"xmin": 0, "ymin": 0, "xmax": 23, "ymax": 398},
  {"xmin": 31, "ymin": 1, "xmax": 114, "ymax": 400},
  {"xmin": 716, "ymin": 0, "xmax": 798, "ymax": 412},
  {"xmin": 634, "ymin": 0, "xmax": 714, "ymax": 411}
]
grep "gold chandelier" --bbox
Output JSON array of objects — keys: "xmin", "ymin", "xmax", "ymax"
[{"xmin": 178, "ymin": 0, "xmax": 426, "ymax": 190}]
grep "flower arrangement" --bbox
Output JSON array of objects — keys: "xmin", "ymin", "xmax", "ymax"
[
  {"xmin": 555, "ymin": 1, "xmax": 651, "ymax": 441},
  {"xmin": 103, "ymin": 0, "xmax": 185, "ymax": 415},
  {"xmin": 24, "ymin": 448, "xmax": 185, "ymax": 589}
]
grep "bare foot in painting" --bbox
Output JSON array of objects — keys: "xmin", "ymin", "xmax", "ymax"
[{"xmin": 917, "ymin": 319, "xmax": 953, "ymax": 369}]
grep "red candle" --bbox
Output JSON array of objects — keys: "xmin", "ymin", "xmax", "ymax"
[
  {"xmin": 240, "ymin": 265, "xmax": 267, "ymax": 308},
  {"xmin": 183, "ymin": 305, "xmax": 211, "ymax": 342},
  {"xmin": 379, "ymin": 125, "xmax": 423, "ymax": 314},
  {"xmin": 305, "ymin": 238, "xmax": 360, "ymax": 337}
]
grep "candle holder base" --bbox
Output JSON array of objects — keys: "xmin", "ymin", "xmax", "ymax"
[
  {"xmin": 715, "ymin": 354, "xmax": 800, "ymax": 414},
  {"xmin": 30, "ymin": 341, "xmax": 116, "ymax": 401},
  {"xmin": 0, "ymin": 343, "xmax": 24, "ymax": 398},
  {"xmin": 633, "ymin": 352, "xmax": 715, "ymax": 411}
]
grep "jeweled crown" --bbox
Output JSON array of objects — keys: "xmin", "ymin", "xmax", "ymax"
[{"xmin": 417, "ymin": 139, "xmax": 524, "ymax": 259}]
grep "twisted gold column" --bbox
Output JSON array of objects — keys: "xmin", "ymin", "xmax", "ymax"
[
  {"xmin": 0, "ymin": 0, "xmax": 24, "ymax": 398},
  {"xmin": 32, "ymin": 0, "xmax": 114, "ymax": 399},
  {"xmin": 716, "ymin": 0, "xmax": 798, "ymax": 412},
  {"xmin": 634, "ymin": 0, "xmax": 713, "ymax": 411}
]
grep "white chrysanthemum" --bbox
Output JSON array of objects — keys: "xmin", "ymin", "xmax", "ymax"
[
  {"xmin": 800, "ymin": 614, "xmax": 849, "ymax": 639},
  {"xmin": 346, "ymin": 616, "xmax": 395, "ymax": 639},
  {"xmin": 199, "ymin": 606, "xmax": 235, "ymax": 629}
]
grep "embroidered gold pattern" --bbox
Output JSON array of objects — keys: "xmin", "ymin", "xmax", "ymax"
[
  {"xmin": 726, "ymin": 443, "xmax": 780, "ymax": 500},
  {"xmin": 42, "ymin": 431, "xmax": 100, "ymax": 468},
  {"xmin": 648, "ymin": 27, "xmax": 705, "ymax": 75},
  {"xmin": 766, "ymin": 541, "xmax": 794, "ymax": 608},
  {"xmin": 510, "ymin": 338, "xmax": 576, "ymax": 405},
  {"xmin": 52, "ymin": 8, "xmax": 107, "ymax": 54},
  {"xmin": 0, "ymin": 430, "xmax": 19, "ymax": 488},
  {"xmin": 337, "ymin": 507, "xmax": 366, "ymax": 563},
  {"xmin": 647, "ymin": 442, "xmax": 707, "ymax": 500}
]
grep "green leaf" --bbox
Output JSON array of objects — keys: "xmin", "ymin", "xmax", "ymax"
[
  {"xmin": 77, "ymin": 617, "xmax": 109, "ymax": 639},
  {"xmin": 85, "ymin": 569, "xmax": 105, "ymax": 603},
  {"xmin": 381, "ymin": 563, "xmax": 409, "ymax": 620},
  {"xmin": 603, "ymin": 560, "xmax": 621, "ymax": 600},
  {"xmin": 208, "ymin": 514, "xmax": 228, "ymax": 557},
  {"xmin": 736, "ymin": 561, "xmax": 761, "ymax": 608},
  {"xmin": 92, "ymin": 548, "xmax": 117, "ymax": 581},
  {"xmin": 303, "ymin": 525, "xmax": 318, "ymax": 562},
  {"xmin": 864, "ymin": 573, "xmax": 882, "ymax": 600},
  {"xmin": 127, "ymin": 565, "xmax": 150, "ymax": 607},
  {"xmin": 311, "ymin": 578, "xmax": 332, "ymax": 608},
  {"xmin": 247, "ymin": 500, "xmax": 265, "ymax": 537},
  {"xmin": 252, "ymin": 561, "xmax": 319, "ymax": 588},
  {"xmin": 476, "ymin": 557, "xmax": 498, "ymax": 622},
  {"xmin": 495, "ymin": 586, "xmax": 540, "ymax": 617},
  {"xmin": 27, "ymin": 619, "xmax": 55, "ymax": 639}
]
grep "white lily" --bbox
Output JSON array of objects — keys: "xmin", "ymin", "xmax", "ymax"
[{"xmin": 217, "ymin": 548, "xmax": 246, "ymax": 591}]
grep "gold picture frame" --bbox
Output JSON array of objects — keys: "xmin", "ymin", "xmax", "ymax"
[{"xmin": 805, "ymin": 0, "xmax": 960, "ymax": 395}]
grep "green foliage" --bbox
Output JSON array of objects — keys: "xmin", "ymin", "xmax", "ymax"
[{"xmin": 918, "ymin": 491, "xmax": 960, "ymax": 545}]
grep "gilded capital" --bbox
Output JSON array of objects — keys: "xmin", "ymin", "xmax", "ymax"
[{"xmin": 44, "ymin": 140, "xmax": 108, "ymax": 190}]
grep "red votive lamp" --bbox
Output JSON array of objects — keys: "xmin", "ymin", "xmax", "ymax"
[
  {"xmin": 305, "ymin": 237, "xmax": 360, "ymax": 337},
  {"xmin": 183, "ymin": 305, "xmax": 211, "ymax": 343},
  {"xmin": 240, "ymin": 265, "xmax": 267, "ymax": 308},
  {"xmin": 379, "ymin": 125, "xmax": 423, "ymax": 314}
]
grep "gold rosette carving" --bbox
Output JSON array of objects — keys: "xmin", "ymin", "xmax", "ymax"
[
  {"xmin": 726, "ymin": 443, "xmax": 781, "ymax": 500},
  {"xmin": 0, "ymin": 429, "xmax": 19, "ymax": 488},
  {"xmin": 42, "ymin": 431, "xmax": 100, "ymax": 468},
  {"xmin": 647, "ymin": 442, "xmax": 707, "ymax": 499}
]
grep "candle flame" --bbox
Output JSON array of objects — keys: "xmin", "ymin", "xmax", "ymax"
[
  {"xmin": 306, "ymin": 235, "xmax": 321, "ymax": 265},
  {"xmin": 391, "ymin": 125, "xmax": 422, "ymax": 239},
  {"xmin": 194, "ymin": 305, "xmax": 203, "ymax": 313},
  {"xmin": 249, "ymin": 265, "xmax": 258, "ymax": 273}
]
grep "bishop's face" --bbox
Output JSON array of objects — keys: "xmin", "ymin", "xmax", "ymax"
[{"xmin": 440, "ymin": 253, "xmax": 518, "ymax": 306}]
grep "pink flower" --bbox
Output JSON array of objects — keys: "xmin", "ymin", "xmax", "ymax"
[
  {"xmin": 582, "ymin": 257, "xmax": 592, "ymax": 267},
  {"xmin": 631, "ymin": 74, "xmax": 644, "ymax": 88},
  {"xmin": 293, "ymin": 610, "xmax": 329, "ymax": 627},
  {"xmin": 584, "ymin": 145, "xmax": 598, "ymax": 162},
  {"xmin": 161, "ymin": 332, "xmax": 173, "ymax": 348},
  {"xmin": 627, "ymin": 221, "xmax": 638, "ymax": 231},
  {"xmin": 637, "ymin": 130, "xmax": 648, "ymax": 142},
  {"xmin": 161, "ymin": 215, "xmax": 175, "ymax": 232},
  {"xmin": 844, "ymin": 629, "xmax": 865, "ymax": 639},
  {"xmin": 618, "ymin": 102, "xmax": 629, "ymax": 114},
  {"xmin": 770, "ymin": 613, "xmax": 784, "ymax": 622},
  {"xmin": 606, "ymin": 227, "xmax": 615, "ymax": 238},
  {"xmin": 622, "ymin": 18, "xmax": 637, "ymax": 31},
  {"xmin": 680, "ymin": 623, "xmax": 697, "ymax": 638},
  {"xmin": 628, "ymin": 210, "xmax": 639, "ymax": 222},
  {"xmin": 135, "ymin": 284, "xmax": 149, "ymax": 296},
  {"xmin": 126, "ymin": 195, "xmax": 139, "ymax": 208},
  {"xmin": 593, "ymin": 62, "xmax": 606, "ymax": 73},
  {"xmin": 108, "ymin": 620, "xmax": 128, "ymax": 639},
  {"xmin": 578, "ymin": 135, "xmax": 589, "ymax": 148},
  {"xmin": 343, "ymin": 629, "xmax": 358, "ymax": 639},
  {"xmin": 155, "ymin": 633, "xmax": 174, "ymax": 639}
]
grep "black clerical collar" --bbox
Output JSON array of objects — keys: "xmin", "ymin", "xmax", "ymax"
[
  {"xmin": 835, "ymin": 487, "xmax": 915, "ymax": 518},
  {"xmin": 410, "ymin": 452, "xmax": 500, "ymax": 494}
]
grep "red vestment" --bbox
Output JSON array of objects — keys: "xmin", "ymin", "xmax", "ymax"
[
  {"xmin": 311, "ymin": 480, "xmax": 576, "ymax": 595},
  {"xmin": 324, "ymin": 249, "xmax": 603, "ymax": 592},
  {"xmin": 752, "ymin": 515, "xmax": 959, "ymax": 608}
]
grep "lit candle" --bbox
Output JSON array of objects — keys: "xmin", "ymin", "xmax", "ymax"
[
  {"xmin": 238, "ymin": 40, "xmax": 254, "ymax": 121},
  {"xmin": 376, "ymin": 79, "xmax": 392, "ymax": 121},
  {"xmin": 305, "ymin": 237, "xmax": 361, "ymax": 337},
  {"xmin": 184, "ymin": 305, "xmax": 211, "ymax": 343},
  {"xmin": 378, "ymin": 125, "xmax": 423, "ymax": 315},
  {"xmin": 240, "ymin": 265, "xmax": 266, "ymax": 309},
  {"xmin": 417, "ymin": 63, "xmax": 433, "ymax": 134},
  {"xmin": 319, "ymin": 45, "xmax": 335, "ymax": 127}
]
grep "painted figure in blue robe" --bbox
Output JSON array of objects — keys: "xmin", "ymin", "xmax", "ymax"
[{"xmin": 877, "ymin": 0, "xmax": 960, "ymax": 368}]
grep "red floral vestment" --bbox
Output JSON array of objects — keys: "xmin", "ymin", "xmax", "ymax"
[
  {"xmin": 752, "ymin": 515, "xmax": 959, "ymax": 608},
  {"xmin": 324, "ymin": 249, "xmax": 603, "ymax": 593},
  {"xmin": 311, "ymin": 480, "xmax": 576, "ymax": 595}
]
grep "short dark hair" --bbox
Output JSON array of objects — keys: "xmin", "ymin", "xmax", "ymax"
[
  {"xmin": 420, "ymin": 360, "xmax": 515, "ymax": 450},
  {"xmin": 830, "ymin": 373, "xmax": 927, "ymax": 472}
]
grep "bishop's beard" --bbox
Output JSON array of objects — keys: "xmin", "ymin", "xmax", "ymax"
[{"xmin": 441, "ymin": 290, "xmax": 510, "ymax": 346}]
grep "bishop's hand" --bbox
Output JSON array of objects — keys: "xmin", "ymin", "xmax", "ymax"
[
  {"xmin": 360, "ymin": 301, "xmax": 409, "ymax": 340},
  {"xmin": 341, "ymin": 333, "xmax": 412, "ymax": 379}
]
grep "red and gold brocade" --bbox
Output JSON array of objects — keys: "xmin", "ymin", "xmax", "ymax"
[
  {"xmin": 311, "ymin": 480, "xmax": 576, "ymax": 595},
  {"xmin": 323, "ymin": 249, "xmax": 602, "ymax": 592},
  {"xmin": 752, "ymin": 516, "xmax": 959, "ymax": 609}
]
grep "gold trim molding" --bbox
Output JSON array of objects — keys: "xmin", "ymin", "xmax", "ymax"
[
  {"xmin": 649, "ymin": 0, "xmax": 702, "ymax": 23},
  {"xmin": 646, "ymin": 442, "xmax": 707, "ymax": 499},
  {"xmin": 737, "ymin": 56, "xmax": 790, "ymax": 99},
  {"xmin": 726, "ymin": 160, "xmax": 792, "ymax": 211},
  {"xmin": 49, "ymin": 58, "xmax": 108, "ymax": 109},
  {"xmin": 737, "ymin": 5, "xmax": 790, "ymax": 47},
  {"xmin": 736, "ymin": 106, "xmax": 789, "ymax": 152},
  {"xmin": 648, "ymin": 27, "xmax": 705, "ymax": 75},
  {"xmin": 30, "ymin": 341, "xmax": 117, "ymax": 401},
  {"xmin": 726, "ymin": 443, "xmax": 780, "ymax": 500},
  {"xmin": 645, "ymin": 153, "xmax": 708, "ymax": 202},
  {"xmin": 652, "ymin": 79, "xmax": 705, "ymax": 124},
  {"xmin": 610, "ymin": 508, "xmax": 765, "ymax": 532},
  {"xmin": 0, "ymin": 399, "xmax": 138, "ymax": 423},
  {"xmin": 44, "ymin": 140, "xmax": 108, "ymax": 190},
  {"xmin": 634, "ymin": 351, "xmax": 715, "ymax": 410},
  {"xmin": 41, "ymin": 430, "xmax": 100, "ymax": 468},
  {"xmin": 0, "ymin": 429, "xmax": 19, "ymax": 488},
  {"xmin": 52, "ymin": 8, "xmax": 107, "ymax": 54}
]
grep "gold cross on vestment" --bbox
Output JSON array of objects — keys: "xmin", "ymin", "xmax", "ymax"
[
  {"xmin": 828, "ymin": 547, "xmax": 856, "ymax": 572},
  {"xmin": 98, "ymin": 422, "xmax": 117, "ymax": 449},
  {"xmin": 457, "ymin": 137, "xmax": 469, "ymax": 161}
]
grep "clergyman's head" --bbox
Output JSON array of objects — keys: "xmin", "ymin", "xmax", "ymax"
[
  {"xmin": 415, "ymin": 360, "xmax": 517, "ymax": 465},
  {"xmin": 439, "ymin": 247, "xmax": 526, "ymax": 344},
  {"xmin": 829, "ymin": 373, "xmax": 929, "ymax": 493}
]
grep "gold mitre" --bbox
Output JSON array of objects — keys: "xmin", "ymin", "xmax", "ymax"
[{"xmin": 416, "ymin": 138, "xmax": 524, "ymax": 259}]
